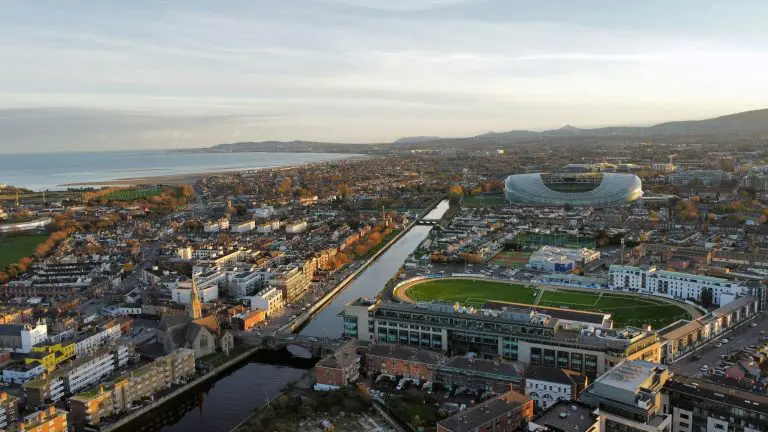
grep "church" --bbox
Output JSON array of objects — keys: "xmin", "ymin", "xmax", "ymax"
[{"xmin": 158, "ymin": 277, "xmax": 234, "ymax": 358}]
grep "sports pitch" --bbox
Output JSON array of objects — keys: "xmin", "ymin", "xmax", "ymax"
[
  {"xmin": 489, "ymin": 250, "xmax": 532, "ymax": 268},
  {"xmin": 403, "ymin": 278, "xmax": 691, "ymax": 328}
]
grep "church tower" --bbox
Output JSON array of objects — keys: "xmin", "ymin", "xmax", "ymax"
[{"xmin": 188, "ymin": 276, "xmax": 203, "ymax": 320}]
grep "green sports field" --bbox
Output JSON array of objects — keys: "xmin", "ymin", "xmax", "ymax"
[
  {"xmin": 539, "ymin": 290, "xmax": 691, "ymax": 328},
  {"xmin": 404, "ymin": 278, "xmax": 691, "ymax": 329},
  {"xmin": 0, "ymin": 234, "xmax": 48, "ymax": 269},
  {"xmin": 405, "ymin": 279, "xmax": 538, "ymax": 308}
]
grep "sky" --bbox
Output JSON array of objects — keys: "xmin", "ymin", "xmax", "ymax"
[{"xmin": 2, "ymin": 0, "xmax": 768, "ymax": 153}]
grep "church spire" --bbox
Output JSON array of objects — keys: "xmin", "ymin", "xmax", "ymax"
[{"xmin": 188, "ymin": 275, "xmax": 202, "ymax": 320}]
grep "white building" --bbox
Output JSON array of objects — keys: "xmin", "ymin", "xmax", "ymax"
[
  {"xmin": 524, "ymin": 365, "xmax": 586, "ymax": 410},
  {"xmin": 528, "ymin": 246, "xmax": 600, "ymax": 273},
  {"xmin": 177, "ymin": 246, "xmax": 193, "ymax": 259},
  {"xmin": 203, "ymin": 218, "xmax": 230, "ymax": 233},
  {"xmin": 232, "ymin": 220, "xmax": 256, "ymax": 233},
  {"xmin": 251, "ymin": 205, "xmax": 275, "ymax": 218},
  {"xmin": 75, "ymin": 321, "xmax": 121, "ymax": 358},
  {"xmin": 0, "ymin": 323, "xmax": 48, "ymax": 353},
  {"xmin": 248, "ymin": 286, "xmax": 284, "ymax": 317},
  {"xmin": 257, "ymin": 220, "xmax": 281, "ymax": 233},
  {"xmin": 608, "ymin": 265, "xmax": 745, "ymax": 306},
  {"xmin": 173, "ymin": 282, "xmax": 219, "ymax": 304},
  {"xmin": 229, "ymin": 270, "xmax": 274, "ymax": 298},
  {"xmin": 2, "ymin": 364, "xmax": 44, "ymax": 384},
  {"xmin": 285, "ymin": 220, "xmax": 308, "ymax": 234}
]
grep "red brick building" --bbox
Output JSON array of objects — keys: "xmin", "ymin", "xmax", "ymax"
[
  {"xmin": 437, "ymin": 390, "xmax": 533, "ymax": 432},
  {"xmin": 314, "ymin": 340, "xmax": 362, "ymax": 390},
  {"xmin": 366, "ymin": 344, "xmax": 444, "ymax": 381},
  {"xmin": 231, "ymin": 309, "xmax": 266, "ymax": 331}
]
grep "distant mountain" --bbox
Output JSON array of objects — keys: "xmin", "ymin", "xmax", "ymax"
[
  {"xmin": 393, "ymin": 136, "xmax": 442, "ymax": 144},
  {"xmin": 199, "ymin": 107, "xmax": 768, "ymax": 153}
]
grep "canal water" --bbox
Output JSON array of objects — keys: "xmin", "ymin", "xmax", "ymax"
[
  {"xmin": 299, "ymin": 199, "xmax": 450, "ymax": 338},
  {"xmin": 115, "ymin": 350, "xmax": 311, "ymax": 432}
]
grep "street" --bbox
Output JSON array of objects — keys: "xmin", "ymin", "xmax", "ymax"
[{"xmin": 669, "ymin": 311, "xmax": 767, "ymax": 377}]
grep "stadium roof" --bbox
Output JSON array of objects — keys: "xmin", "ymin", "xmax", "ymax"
[{"xmin": 504, "ymin": 172, "xmax": 643, "ymax": 207}]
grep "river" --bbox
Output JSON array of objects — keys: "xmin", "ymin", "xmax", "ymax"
[
  {"xmin": 114, "ymin": 350, "xmax": 311, "ymax": 432},
  {"xmin": 299, "ymin": 199, "xmax": 450, "ymax": 338}
]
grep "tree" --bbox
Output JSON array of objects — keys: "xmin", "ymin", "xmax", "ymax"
[
  {"xmin": 0, "ymin": 272, "xmax": 8, "ymax": 284},
  {"xmin": 448, "ymin": 184, "xmax": 463, "ymax": 203}
]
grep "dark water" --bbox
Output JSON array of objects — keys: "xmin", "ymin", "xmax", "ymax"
[
  {"xmin": 115, "ymin": 350, "xmax": 310, "ymax": 432},
  {"xmin": 299, "ymin": 200, "xmax": 450, "ymax": 338}
]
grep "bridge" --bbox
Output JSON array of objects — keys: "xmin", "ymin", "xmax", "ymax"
[{"xmin": 233, "ymin": 331, "xmax": 345, "ymax": 358}]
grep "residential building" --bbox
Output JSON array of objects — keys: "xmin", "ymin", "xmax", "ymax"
[
  {"xmin": 23, "ymin": 343, "xmax": 132, "ymax": 406},
  {"xmin": 250, "ymin": 205, "xmax": 274, "ymax": 218},
  {"xmin": 609, "ymin": 265, "xmax": 745, "ymax": 306},
  {"xmin": 271, "ymin": 266, "xmax": 311, "ymax": 303},
  {"xmin": 0, "ymin": 391, "xmax": 20, "ymax": 430},
  {"xmin": 666, "ymin": 170, "xmax": 726, "ymax": 186},
  {"xmin": 314, "ymin": 340, "xmax": 361, "ymax": 391},
  {"xmin": 231, "ymin": 220, "xmax": 255, "ymax": 233},
  {"xmin": 285, "ymin": 220, "xmax": 308, "ymax": 234},
  {"xmin": 580, "ymin": 360, "xmax": 672, "ymax": 432},
  {"xmin": 524, "ymin": 365, "xmax": 588, "ymax": 410},
  {"xmin": 74, "ymin": 320, "xmax": 121, "ymax": 358},
  {"xmin": 10, "ymin": 406, "xmax": 68, "ymax": 432},
  {"xmin": 203, "ymin": 217, "xmax": 230, "ymax": 233},
  {"xmin": 247, "ymin": 286, "xmax": 284, "ymax": 317},
  {"xmin": 0, "ymin": 322, "xmax": 47, "ymax": 353},
  {"xmin": 437, "ymin": 390, "xmax": 534, "ymax": 432},
  {"xmin": 229, "ymin": 269, "xmax": 273, "ymax": 298},
  {"xmin": 173, "ymin": 277, "xmax": 220, "ymax": 304},
  {"xmin": 658, "ymin": 296, "xmax": 759, "ymax": 362},
  {"xmin": 365, "ymin": 344, "xmax": 444, "ymax": 381},
  {"xmin": 435, "ymin": 357, "xmax": 523, "ymax": 394},
  {"xmin": 2, "ymin": 364, "xmax": 44, "ymax": 385},
  {"xmin": 69, "ymin": 348, "xmax": 195, "ymax": 431},
  {"xmin": 25, "ymin": 341, "xmax": 76, "ymax": 372},
  {"xmin": 661, "ymin": 375, "xmax": 768, "ymax": 432},
  {"xmin": 256, "ymin": 220, "xmax": 281, "ymax": 233},
  {"xmin": 0, "ymin": 306, "xmax": 33, "ymax": 325}
]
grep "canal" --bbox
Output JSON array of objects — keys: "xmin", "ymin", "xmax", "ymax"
[
  {"xmin": 136, "ymin": 200, "xmax": 449, "ymax": 431},
  {"xmin": 115, "ymin": 350, "xmax": 311, "ymax": 432},
  {"xmin": 298, "ymin": 199, "xmax": 449, "ymax": 338}
]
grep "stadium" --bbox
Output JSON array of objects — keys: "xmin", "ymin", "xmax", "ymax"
[{"xmin": 504, "ymin": 172, "xmax": 643, "ymax": 207}]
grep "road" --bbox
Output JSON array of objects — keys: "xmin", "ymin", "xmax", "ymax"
[{"xmin": 669, "ymin": 311, "xmax": 767, "ymax": 377}]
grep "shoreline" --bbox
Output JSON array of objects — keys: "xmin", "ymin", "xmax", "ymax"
[{"xmin": 59, "ymin": 154, "xmax": 371, "ymax": 187}]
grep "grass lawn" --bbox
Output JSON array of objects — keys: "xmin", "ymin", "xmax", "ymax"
[
  {"xmin": 406, "ymin": 279, "xmax": 691, "ymax": 329},
  {"xmin": 0, "ymin": 234, "xmax": 48, "ymax": 269},
  {"xmin": 539, "ymin": 291, "xmax": 690, "ymax": 328},
  {"xmin": 406, "ymin": 279, "xmax": 537, "ymax": 308},
  {"xmin": 490, "ymin": 250, "xmax": 532, "ymax": 268},
  {"xmin": 460, "ymin": 194, "xmax": 507, "ymax": 207},
  {"xmin": 103, "ymin": 187, "xmax": 163, "ymax": 201}
]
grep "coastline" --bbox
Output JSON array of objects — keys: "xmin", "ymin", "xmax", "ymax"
[{"xmin": 59, "ymin": 154, "xmax": 371, "ymax": 187}]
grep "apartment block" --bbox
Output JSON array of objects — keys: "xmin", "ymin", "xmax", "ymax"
[
  {"xmin": 23, "ymin": 343, "xmax": 132, "ymax": 406},
  {"xmin": 69, "ymin": 348, "xmax": 195, "ymax": 431},
  {"xmin": 0, "ymin": 322, "xmax": 48, "ymax": 353},
  {"xmin": 609, "ymin": 265, "xmax": 745, "ymax": 306},
  {"xmin": 271, "ymin": 266, "xmax": 311, "ymax": 303},
  {"xmin": 25, "ymin": 341, "xmax": 76, "ymax": 372},
  {"xmin": 0, "ymin": 391, "xmax": 20, "ymax": 430},
  {"xmin": 9, "ymin": 406, "xmax": 68, "ymax": 432}
]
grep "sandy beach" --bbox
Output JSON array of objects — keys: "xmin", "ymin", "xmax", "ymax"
[{"xmin": 59, "ymin": 155, "xmax": 370, "ymax": 187}]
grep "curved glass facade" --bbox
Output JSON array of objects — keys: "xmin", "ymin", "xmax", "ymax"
[{"xmin": 504, "ymin": 172, "xmax": 643, "ymax": 207}]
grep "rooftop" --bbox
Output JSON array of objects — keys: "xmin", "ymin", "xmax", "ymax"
[
  {"xmin": 531, "ymin": 401, "xmax": 597, "ymax": 432},
  {"xmin": 438, "ymin": 390, "xmax": 531, "ymax": 432},
  {"xmin": 439, "ymin": 356, "xmax": 521, "ymax": 380},
  {"xmin": 367, "ymin": 343, "xmax": 444, "ymax": 365},
  {"xmin": 664, "ymin": 375, "xmax": 768, "ymax": 416},
  {"xmin": 594, "ymin": 360, "xmax": 665, "ymax": 393}
]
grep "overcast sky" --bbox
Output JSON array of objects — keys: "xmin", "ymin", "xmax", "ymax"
[{"xmin": 2, "ymin": 0, "xmax": 768, "ymax": 153}]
